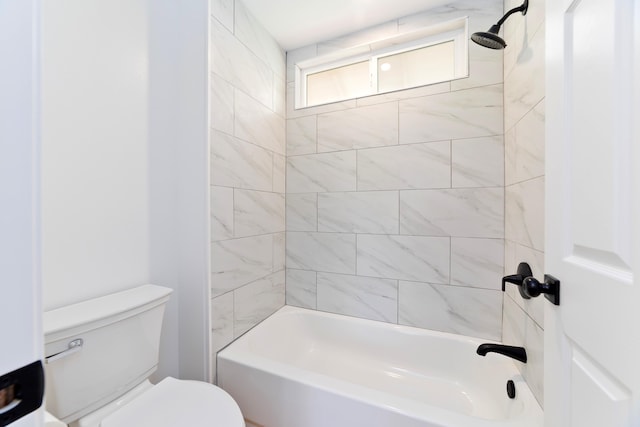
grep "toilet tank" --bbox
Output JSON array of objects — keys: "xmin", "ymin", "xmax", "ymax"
[{"xmin": 43, "ymin": 285, "xmax": 173, "ymax": 424}]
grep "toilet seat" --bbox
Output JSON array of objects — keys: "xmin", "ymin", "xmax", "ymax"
[{"xmin": 100, "ymin": 377, "xmax": 244, "ymax": 427}]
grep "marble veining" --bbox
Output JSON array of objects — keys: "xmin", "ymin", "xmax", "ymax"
[
  {"xmin": 286, "ymin": 269, "xmax": 317, "ymax": 309},
  {"xmin": 287, "ymin": 232, "xmax": 356, "ymax": 274},
  {"xmin": 316, "ymin": 272, "xmax": 398, "ymax": 323},
  {"xmin": 233, "ymin": 271, "xmax": 285, "ymax": 337},
  {"xmin": 211, "ymin": 74, "xmax": 234, "ymax": 135},
  {"xmin": 287, "ymin": 151, "xmax": 357, "ymax": 193},
  {"xmin": 357, "ymin": 234, "xmax": 450, "ymax": 283},
  {"xmin": 399, "ymin": 84, "xmax": 503, "ymax": 143},
  {"xmin": 317, "ymin": 191, "xmax": 399, "ymax": 234},
  {"xmin": 287, "ymin": 116, "xmax": 317, "ymax": 156},
  {"xmin": 452, "ymin": 136, "xmax": 504, "ymax": 188},
  {"xmin": 234, "ymin": 90, "xmax": 286, "ymax": 155},
  {"xmin": 211, "ymin": 234, "xmax": 274, "ymax": 297},
  {"xmin": 211, "ymin": 186, "xmax": 234, "ymax": 241},
  {"xmin": 286, "ymin": 193, "xmax": 318, "ymax": 231},
  {"xmin": 357, "ymin": 141, "xmax": 451, "ymax": 191},
  {"xmin": 211, "ymin": 130, "xmax": 272, "ymax": 192},
  {"xmin": 211, "ymin": 18, "xmax": 273, "ymax": 108},
  {"xmin": 400, "ymin": 188, "xmax": 504, "ymax": 238},
  {"xmin": 451, "ymin": 238, "xmax": 504, "ymax": 290},
  {"xmin": 234, "ymin": 189, "xmax": 285, "ymax": 238},
  {"xmin": 317, "ymin": 102, "xmax": 399, "ymax": 152},
  {"xmin": 399, "ymin": 281, "xmax": 502, "ymax": 340}
]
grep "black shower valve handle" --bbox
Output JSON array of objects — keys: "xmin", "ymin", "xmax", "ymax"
[
  {"xmin": 501, "ymin": 262, "xmax": 534, "ymax": 299},
  {"xmin": 501, "ymin": 262, "xmax": 561, "ymax": 306}
]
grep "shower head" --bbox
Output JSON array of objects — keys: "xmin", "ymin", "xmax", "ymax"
[
  {"xmin": 470, "ymin": 25, "xmax": 507, "ymax": 50},
  {"xmin": 471, "ymin": 0, "xmax": 529, "ymax": 50}
]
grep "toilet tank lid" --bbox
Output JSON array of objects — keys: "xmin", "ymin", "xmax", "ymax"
[
  {"xmin": 44, "ymin": 285, "xmax": 173, "ymax": 342},
  {"xmin": 101, "ymin": 377, "xmax": 244, "ymax": 427}
]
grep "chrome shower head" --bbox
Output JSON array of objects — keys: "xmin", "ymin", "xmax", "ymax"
[{"xmin": 471, "ymin": 0, "xmax": 528, "ymax": 50}]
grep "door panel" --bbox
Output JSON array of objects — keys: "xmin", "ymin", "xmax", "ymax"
[{"xmin": 546, "ymin": 0, "xmax": 639, "ymax": 425}]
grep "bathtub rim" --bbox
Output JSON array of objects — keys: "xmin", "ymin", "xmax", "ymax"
[{"xmin": 218, "ymin": 305, "xmax": 544, "ymax": 427}]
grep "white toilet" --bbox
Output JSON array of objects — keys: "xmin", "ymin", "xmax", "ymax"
[{"xmin": 43, "ymin": 285, "xmax": 244, "ymax": 427}]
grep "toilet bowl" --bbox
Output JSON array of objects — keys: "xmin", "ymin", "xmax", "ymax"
[{"xmin": 43, "ymin": 285, "xmax": 244, "ymax": 427}]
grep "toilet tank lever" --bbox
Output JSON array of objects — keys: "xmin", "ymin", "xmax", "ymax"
[{"xmin": 45, "ymin": 339, "xmax": 84, "ymax": 364}]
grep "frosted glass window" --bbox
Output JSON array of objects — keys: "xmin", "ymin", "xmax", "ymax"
[
  {"xmin": 377, "ymin": 41, "xmax": 455, "ymax": 93},
  {"xmin": 294, "ymin": 18, "xmax": 468, "ymax": 109},
  {"xmin": 307, "ymin": 61, "xmax": 370, "ymax": 107}
]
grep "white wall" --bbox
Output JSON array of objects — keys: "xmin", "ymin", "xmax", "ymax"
[
  {"xmin": 42, "ymin": 0, "xmax": 211, "ymax": 381},
  {"xmin": 42, "ymin": 0, "xmax": 150, "ymax": 310}
]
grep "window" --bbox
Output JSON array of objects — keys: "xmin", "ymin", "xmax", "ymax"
[{"xmin": 294, "ymin": 18, "xmax": 468, "ymax": 109}]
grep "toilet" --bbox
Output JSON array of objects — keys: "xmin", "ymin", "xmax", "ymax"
[{"xmin": 43, "ymin": 285, "xmax": 244, "ymax": 427}]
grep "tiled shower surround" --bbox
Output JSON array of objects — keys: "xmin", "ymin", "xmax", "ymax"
[
  {"xmin": 209, "ymin": 0, "xmax": 286, "ymax": 379},
  {"xmin": 502, "ymin": 0, "xmax": 546, "ymax": 407},
  {"xmin": 285, "ymin": 0, "xmax": 506, "ymax": 342},
  {"xmin": 209, "ymin": 0, "xmax": 545, "ymax": 405}
]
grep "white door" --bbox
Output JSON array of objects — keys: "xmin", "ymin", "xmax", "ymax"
[
  {"xmin": 0, "ymin": 0, "xmax": 43, "ymax": 426},
  {"xmin": 545, "ymin": 0, "xmax": 640, "ymax": 426}
]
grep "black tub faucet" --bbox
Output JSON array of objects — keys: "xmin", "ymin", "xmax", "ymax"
[{"xmin": 476, "ymin": 343, "xmax": 527, "ymax": 363}]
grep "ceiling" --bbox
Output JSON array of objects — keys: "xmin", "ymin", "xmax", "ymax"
[{"xmin": 241, "ymin": 0, "xmax": 453, "ymax": 51}]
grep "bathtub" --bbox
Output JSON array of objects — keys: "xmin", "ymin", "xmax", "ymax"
[{"xmin": 217, "ymin": 306, "xmax": 543, "ymax": 427}]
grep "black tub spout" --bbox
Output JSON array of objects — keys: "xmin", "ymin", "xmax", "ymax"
[{"xmin": 476, "ymin": 343, "xmax": 527, "ymax": 363}]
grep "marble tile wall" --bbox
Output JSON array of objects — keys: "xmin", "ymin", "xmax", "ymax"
[
  {"xmin": 285, "ymin": 0, "xmax": 506, "ymax": 342},
  {"xmin": 210, "ymin": 0, "xmax": 286, "ymax": 381},
  {"xmin": 502, "ymin": 0, "xmax": 546, "ymax": 407}
]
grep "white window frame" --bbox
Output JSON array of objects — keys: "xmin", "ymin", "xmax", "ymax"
[{"xmin": 294, "ymin": 17, "xmax": 469, "ymax": 109}]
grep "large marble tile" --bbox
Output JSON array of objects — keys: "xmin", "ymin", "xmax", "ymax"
[
  {"xmin": 211, "ymin": 0, "xmax": 233, "ymax": 32},
  {"xmin": 287, "ymin": 232, "xmax": 356, "ymax": 274},
  {"xmin": 316, "ymin": 20, "xmax": 398, "ymax": 56},
  {"xmin": 234, "ymin": 0, "xmax": 286, "ymax": 78},
  {"xmin": 272, "ymin": 153, "xmax": 286, "ymax": 193},
  {"xmin": 272, "ymin": 232, "xmax": 286, "ymax": 272},
  {"xmin": 211, "ymin": 73, "xmax": 234, "ymax": 135},
  {"xmin": 211, "ymin": 18, "xmax": 273, "ymax": 108},
  {"xmin": 400, "ymin": 188, "xmax": 504, "ymax": 238},
  {"xmin": 503, "ymin": 292, "xmax": 544, "ymax": 407},
  {"xmin": 451, "ymin": 238, "xmax": 504, "ymax": 290},
  {"xmin": 357, "ymin": 234, "xmax": 449, "ymax": 283},
  {"xmin": 235, "ymin": 90, "xmax": 285, "ymax": 155},
  {"xmin": 287, "ymin": 151, "xmax": 357, "ymax": 193},
  {"xmin": 211, "ymin": 185, "xmax": 234, "ymax": 241},
  {"xmin": 211, "ymin": 234, "xmax": 273, "ymax": 297},
  {"xmin": 505, "ymin": 177, "xmax": 545, "ymax": 251},
  {"xmin": 317, "ymin": 103, "xmax": 398, "ymax": 152},
  {"xmin": 210, "ymin": 130, "xmax": 272, "ymax": 192},
  {"xmin": 504, "ymin": 25, "xmax": 545, "ymax": 130},
  {"xmin": 399, "ymin": 281, "xmax": 502, "ymax": 340},
  {"xmin": 234, "ymin": 190, "xmax": 285, "ymax": 237},
  {"xmin": 318, "ymin": 191, "xmax": 399, "ymax": 234},
  {"xmin": 356, "ymin": 82, "xmax": 451, "ymax": 107},
  {"xmin": 286, "ymin": 193, "xmax": 317, "ymax": 232},
  {"xmin": 451, "ymin": 41, "xmax": 503, "ymax": 91},
  {"xmin": 399, "ymin": 84, "xmax": 503, "ymax": 144},
  {"xmin": 504, "ymin": 240, "xmax": 545, "ymax": 328},
  {"xmin": 211, "ymin": 292, "xmax": 234, "ymax": 353},
  {"xmin": 287, "ymin": 116, "xmax": 317, "ymax": 156},
  {"xmin": 507, "ymin": 101, "xmax": 545, "ymax": 185},
  {"xmin": 234, "ymin": 271, "xmax": 285, "ymax": 337},
  {"xmin": 286, "ymin": 269, "xmax": 317, "ymax": 309},
  {"xmin": 317, "ymin": 273, "xmax": 398, "ymax": 323},
  {"xmin": 357, "ymin": 141, "xmax": 451, "ymax": 191},
  {"xmin": 452, "ymin": 136, "xmax": 504, "ymax": 188}
]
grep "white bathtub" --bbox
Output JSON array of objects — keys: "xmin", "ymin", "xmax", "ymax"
[{"xmin": 217, "ymin": 306, "xmax": 543, "ymax": 427}]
